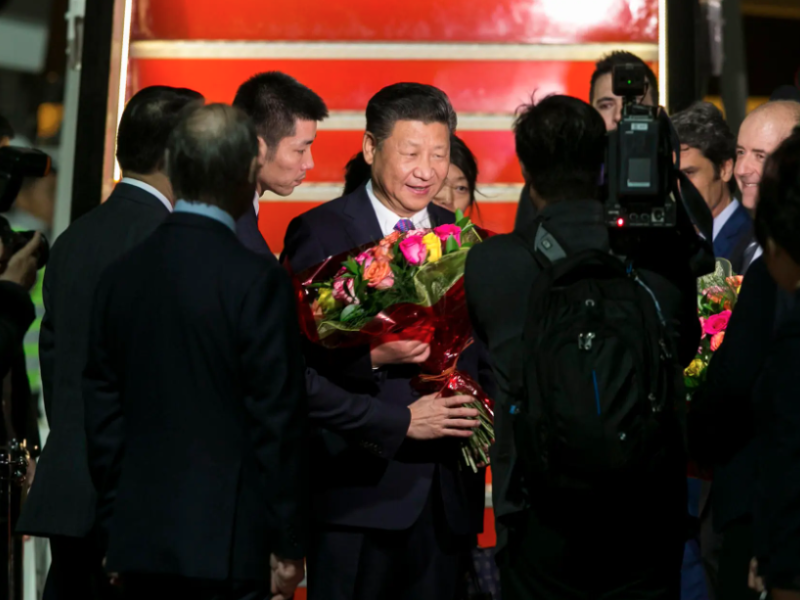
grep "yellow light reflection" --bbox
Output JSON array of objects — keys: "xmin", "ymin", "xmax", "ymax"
[{"xmin": 113, "ymin": 0, "xmax": 133, "ymax": 183}]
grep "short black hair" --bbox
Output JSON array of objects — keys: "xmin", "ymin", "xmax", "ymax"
[
  {"xmin": 342, "ymin": 91, "xmax": 462, "ymax": 198},
  {"xmin": 450, "ymin": 134, "xmax": 478, "ymax": 205},
  {"xmin": 366, "ymin": 83, "xmax": 457, "ymax": 146},
  {"xmin": 167, "ymin": 103, "xmax": 258, "ymax": 212},
  {"xmin": 0, "ymin": 114, "xmax": 14, "ymax": 140},
  {"xmin": 672, "ymin": 102, "xmax": 736, "ymax": 176},
  {"xmin": 755, "ymin": 126, "xmax": 800, "ymax": 264},
  {"xmin": 117, "ymin": 85, "xmax": 204, "ymax": 174},
  {"xmin": 514, "ymin": 95, "xmax": 606, "ymax": 203},
  {"xmin": 590, "ymin": 51, "xmax": 658, "ymax": 104},
  {"xmin": 232, "ymin": 72, "xmax": 328, "ymax": 151}
]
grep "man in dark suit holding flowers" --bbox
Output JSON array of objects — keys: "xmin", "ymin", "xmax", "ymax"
[{"xmin": 283, "ymin": 83, "xmax": 494, "ymax": 600}]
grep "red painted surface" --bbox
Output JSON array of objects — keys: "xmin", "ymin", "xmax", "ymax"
[
  {"xmin": 307, "ymin": 130, "xmax": 522, "ymax": 184},
  {"xmin": 124, "ymin": 0, "xmax": 661, "ymax": 557},
  {"xmin": 132, "ymin": 0, "xmax": 658, "ymax": 43},
  {"xmin": 131, "ymin": 59, "xmax": 598, "ymax": 112}
]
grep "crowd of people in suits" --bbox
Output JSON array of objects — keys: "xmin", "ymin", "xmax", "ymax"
[{"xmin": 1, "ymin": 46, "xmax": 799, "ymax": 600}]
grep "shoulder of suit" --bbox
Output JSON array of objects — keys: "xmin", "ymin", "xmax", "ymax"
[
  {"xmin": 428, "ymin": 203, "xmax": 456, "ymax": 225},
  {"xmin": 467, "ymin": 232, "xmax": 531, "ymax": 278},
  {"xmin": 286, "ymin": 192, "xmax": 352, "ymax": 232}
]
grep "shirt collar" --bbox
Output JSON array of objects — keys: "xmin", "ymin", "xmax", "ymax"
[
  {"xmin": 253, "ymin": 191, "xmax": 260, "ymax": 217},
  {"xmin": 712, "ymin": 199, "xmax": 740, "ymax": 240},
  {"xmin": 120, "ymin": 177, "xmax": 173, "ymax": 213},
  {"xmin": 173, "ymin": 200, "xmax": 236, "ymax": 232},
  {"xmin": 365, "ymin": 180, "xmax": 430, "ymax": 236}
]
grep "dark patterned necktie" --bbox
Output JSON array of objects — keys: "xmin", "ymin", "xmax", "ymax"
[{"xmin": 394, "ymin": 219, "xmax": 415, "ymax": 233}]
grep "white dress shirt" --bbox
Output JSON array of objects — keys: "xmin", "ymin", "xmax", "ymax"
[
  {"xmin": 712, "ymin": 199, "xmax": 741, "ymax": 241},
  {"xmin": 253, "ymin": 191, "xmax": 261, "ymax": 217},
  {"xmin": 366, "ymin": 180, "xmax": 431, "ymax": 236},
  {"xmin": 120, "ymin": 177, "xmax": 172, "ymax": 212}
]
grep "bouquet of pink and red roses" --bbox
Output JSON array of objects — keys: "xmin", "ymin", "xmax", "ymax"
[
  {"xmin": 684, "ymin": 262, "xmax": 743, "ymax": 394},
  {"xmin": 292, "ymin": 210, "xmax": 494, "ymax": 472},
  {"xmin": 684, "ymin": 259, "xmax": 743, "ymax": 480}
]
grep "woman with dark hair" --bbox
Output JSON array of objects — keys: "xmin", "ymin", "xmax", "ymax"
[
  {"xmin": 433, "ymin": 135, "xmax": 479, "ymax": 215},
  {"xmin": 342, "ymin": 151, "xmax": 373, "ymax": 196},
  {"xmin": 343, "ymin": 134, "xmax": 480, "ymax": 217}
]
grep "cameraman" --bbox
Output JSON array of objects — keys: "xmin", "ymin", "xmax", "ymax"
[
  {"xmin": 0, "ymin": 233, "xmax": 41, "ymax": 381},
  {"xmin": 515, "ymin": 51, "xmax": 658, "ymax": 231},
  {"xmin": 465, "ymin": 95, "xmax": 699, "ymax": 599}
]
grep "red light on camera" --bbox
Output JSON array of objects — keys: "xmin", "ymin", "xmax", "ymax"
[{"xmin": 616, "ymin": 217, "xmax": 625, "ymax": 227}]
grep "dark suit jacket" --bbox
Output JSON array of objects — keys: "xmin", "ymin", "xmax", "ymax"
[
  {"xmin": 237, "ymin": 198, "xmax": 394, "ymax": 446},
  {"xmin": 236, "ymin": 202, "xmax": 279, "ymax": 266},
  {"xmin": 689, "ymin": 257, "xmax": 796, "ymax": 532},
  {"xmin": 729, "ymin": 229, "xmax": 757, "ymax": 275},
  {"xmin": 753, "ymin": 289, "xmax": 800, "ymax": 591},
  {"xmin": 713, "ymin": 203, "xmax": 752, "ymax": 263},
  {"xmin": 16, "ymin": 182, "xmax": 169, "ymax": 539},
  {"xmin": 84, "ymin": 212, "xmax": 307, "ymax": 580},
  {"xmin": 466, "ymin": 200, "xmax": 697, "ymax": 552},
  {"xmin": 282, "ymin": 184, "xmax": 491, "ymax": 535}
]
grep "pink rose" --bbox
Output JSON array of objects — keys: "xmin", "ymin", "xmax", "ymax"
[
  {"xmin": 399, "ymin": 235, "xmax": 428, "ymax": 266},
  {"xmin": 699, "ymin": 316, "xmax": 707, "ymax": 339},
  {"xmin": 434, "ymin": 224, "xmax": 462, "ymax": 245},
  {"xmin": 703, "ymin": 310, "xmax": 731, "ymax": 336},
  {"xmin": 355, "ymin": 250, "xmax": 374, "ymax": 267},
  {"xmin": 332, "ymin": 277, "xmax": 360, "ymax": 305}
]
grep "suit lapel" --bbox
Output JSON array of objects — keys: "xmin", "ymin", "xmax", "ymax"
[
  {"xmin": 342, "ymin": 185, "xmax": 384, "ymax": 247},
  {"xmin": 716, "ymin": 204, "xmax": 752, "ymax": 257},
  {"xmin": 428, "ymin": 204, "xmax": 456, "ymax": 227}
]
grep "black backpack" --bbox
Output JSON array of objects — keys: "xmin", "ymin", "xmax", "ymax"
[{"xmin": 512, "ymin": 223, "xmax": 677, "ymax": 490}]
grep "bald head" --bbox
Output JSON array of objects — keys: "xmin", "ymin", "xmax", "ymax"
[
  {"xmin": 735, "ymin": 100, "xmax": 800, "ymax": 210},
  {"xmin": 167, "ymin": 103, "xmax": 259, "ymax": 218}
]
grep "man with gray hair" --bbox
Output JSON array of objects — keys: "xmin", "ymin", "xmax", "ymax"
[
  {"xmin": 732, "ymin": 100, "xmax": 800, "ymax": 272},
  {"xmin": 84, "ymin": 103, "xmax": 308, "ymax": 600}
]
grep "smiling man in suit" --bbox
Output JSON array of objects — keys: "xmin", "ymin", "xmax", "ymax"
[
  {"xmin": 232, "ymin": 72, "xmax": 328, "ymax": 262},
  {"xmin": 283, "ymin": 83, "xmax": 493, "ymax": 600}
]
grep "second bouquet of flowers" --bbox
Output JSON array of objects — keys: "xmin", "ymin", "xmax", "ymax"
[{"xmin": 293, "ymin": 210, "xmax": 494, "ymax": 472}]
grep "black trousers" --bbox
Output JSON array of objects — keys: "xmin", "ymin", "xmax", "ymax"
[
  {"xmin": 718, "ymin": 518, "xmax": 760, "ymax": 600},
  {"xmin": 120, "ymin": 575, "xmax": 269, "ymax": 600},
  {"xmin": 307, "ymin": 486, "xmax": 472, "ymax": 600},
  {"xmin": 43, "ymin": 535, "xmax": 120, "ymax": 600},
  {"xmin": 500, "ymin": 500, "xmax": 686, "ymax": 599}
]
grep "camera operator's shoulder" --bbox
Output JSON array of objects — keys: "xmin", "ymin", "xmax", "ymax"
[
  {"xmin": 469, "ymin": 232, "xmax": 529, "ymax": 270},
  {"xmin": 466, "ymin": 232, "xmax": 534, "ymax": 289}
]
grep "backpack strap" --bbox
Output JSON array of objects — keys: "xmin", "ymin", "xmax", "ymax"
[{"xmin": 513, "ymin": 216, "xmax": 568, "ymax": 269}]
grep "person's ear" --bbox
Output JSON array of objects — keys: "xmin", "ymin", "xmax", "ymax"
[
  {"xmin": 363, "ymin": 132, "xmax": 378, "ymax": 166},
  {"xmin": 258, "ymin": 137, "xmax": 269, "ymax": 167},
  {"xmin": 720, "ymin": 158, "xmax": 734, "ymax": 183}
]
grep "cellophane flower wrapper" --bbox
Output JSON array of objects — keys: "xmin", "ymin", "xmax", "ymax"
[
  {"xmin": 685, "ymin": 258, "xmax": 742, "ymax": 481},
  {"xmin": 292, "ymin": 218, "xmax": 495, "ymax": 472}
]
